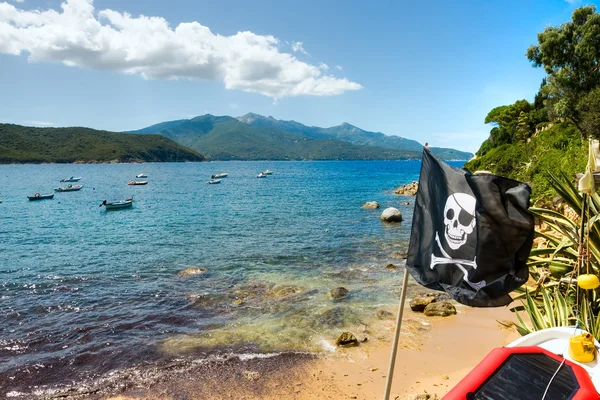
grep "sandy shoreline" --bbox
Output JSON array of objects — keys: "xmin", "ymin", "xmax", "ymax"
[{"xmin": 104, "ymin": 300, "xmax": 520, "ymax": 400}]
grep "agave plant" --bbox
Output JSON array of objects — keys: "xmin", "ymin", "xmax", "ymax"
[
  {"xmin": 513, "ymin": 171, "xmax": 600, "ymax": 338},
  {"xmin": 513, "ymin": 285, "xmax": 574, "ymax": 336}
]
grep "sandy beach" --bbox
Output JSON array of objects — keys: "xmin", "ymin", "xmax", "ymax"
[{"xmin": 106, "ymin": 294, "xmax": 521, "ymax": 400}]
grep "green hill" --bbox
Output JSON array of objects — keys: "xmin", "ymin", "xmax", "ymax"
[
  {"xmin": 130, "ymin": 115, "xmax": 424, "ymax": 160},
  {"xmin": 236, "ymin": 112, "xmax": 473, "ymax": 160},
  {"xmin": 0, "ymin": 124, "xmax": 204, "ymax": 164}
]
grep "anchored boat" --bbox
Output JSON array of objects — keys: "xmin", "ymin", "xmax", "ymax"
[
  {"xmin": 60, "ymin": 176, "xmax": 81, "ymax": 182},
  {"xmin": 100, "ymin": 198, "xmax": 133, "ymax": 210},
  {"xmin": 28, "ymin": 193, "xmax": 54, "ymax": 201},
  {"xmin": 55, "ymin": 184, "xmax": 83, "ymax": 192}
]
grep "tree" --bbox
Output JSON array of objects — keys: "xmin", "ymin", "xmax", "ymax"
[
  {"xmin": 526, "ymin": 6, "xmax": 600, "ymax": 127},
  {"xmin": 577, "ymin": 87, "xmax": 600, "ymax": 138}
]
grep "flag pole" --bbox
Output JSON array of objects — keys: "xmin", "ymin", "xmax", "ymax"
[{"xmin": 382, "ymin": 267, "xmax": 410, "ymax": 400}]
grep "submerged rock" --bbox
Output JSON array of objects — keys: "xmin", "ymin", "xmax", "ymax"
[
  {"xmin": 376, "ymin": 309, "xmax": 395, "ymax": 320},
  {"xmin": 177, "ymin": 266, "xmax": 208, "ymax": 277},
  {"xmin": 362, "ymin": 201, "xmax": 380, "ymax": 209},
  {"xmin": 266, "ymin": 285, "xmax": 305, "ymax": 300},
  {"xmin": 335, "ymin": 332, "xmax": 359, "ymax": 347},
  {"xmin": 315, "ymin": 306, "xmax": 360, "ymax": 328},
  {"xmin": 380, "ymin": 207, "xmax": 402, "ymax": 222},
  {"xmin": 424, "ymin": 301, "xmax": 456, "ymax": 317},
  {"xmin": 386, "ymin": 263, "xmax": 398, "ymax": 269},
  {"xmin": 391, "ymin": 250, "xmax": 409, "ymax": 259},
  {"xmin": 329, "ymin": 287, "xmax": 349, "ymax": 300}
]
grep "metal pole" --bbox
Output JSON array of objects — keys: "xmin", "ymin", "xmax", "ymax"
[{"xmin": 383, "ymin": 267, "xmax": 410, "ymax": 400}]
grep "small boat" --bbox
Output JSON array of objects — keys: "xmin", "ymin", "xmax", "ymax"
[
  {"xmin": 256, "ymin": 173, "xmax": 266, "ymax": 178},
  {"xmin": 211, "ymin": 173, "xmax": 228, "ymax": 179},
  {"xmin": 446, "ymin": 326, "xmax": 600, "ymax": 398},
  {"xmin": 262, "ymin": 170, "xmax": 273, "ymax": 175},
  {"xmin": 60, "ymin": 176, "xmax": 81, "ymax": 182},
  {"xmin": 128, "ymin": 181, "xmax": 148, "ymax": 185},
  {"xmin": 100, "ymin": 198, "xmax": 133, "ymax": 210},
  {"xmin": 55, "ymin": 184, "xmax": 83, "ymax": 192},
  {"xmin": 207, "ymin": 179, "xmax": 222, "ymax": 184},
  {"xmin": 136, "ymin": 173, "xmax": 148, "ymax": 178},
  {"xmin": 28, "ymin": 193, "xmax": 54, "ymax": 201}
]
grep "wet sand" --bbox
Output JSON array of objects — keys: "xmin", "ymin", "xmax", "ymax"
[{"xmin": 105, "ymin": 303, "xmax": 520, "ymax": 400}]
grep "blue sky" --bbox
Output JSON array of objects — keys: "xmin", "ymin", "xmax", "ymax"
[{"xmin": 0, "ymin": 0, "xmax": 593, "ymax": 152}]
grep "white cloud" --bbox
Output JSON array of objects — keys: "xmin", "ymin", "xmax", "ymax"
[
  {"xmin": 0, "ymin": 0, "xmax": 362, "ymax": 98},
  {"xmin": 12, "ymin": 0, "xmax": 24, "ymax": 3},
  {"xmin": 291, "ymin": 41, "xmax": 308, "ymax": 55},
  {"xmin": 24, "ymin": 120, "xmax": 55, "ymax": 126},
  {"xmin": 336, "ymin": 65, "xmax": 343, "ymax": 70},
  {"xmin": 319, "ymin": 62, "xmax": 329, "ymax": 70}
]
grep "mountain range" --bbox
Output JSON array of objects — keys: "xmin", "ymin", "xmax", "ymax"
[{"xmin": 130, "ymin": 113, "xmax": 473, "ymax": 161}]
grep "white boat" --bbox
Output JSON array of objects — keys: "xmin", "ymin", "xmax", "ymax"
[
  {"xmin": 128, "ymin": 180, "xmax": 148, "ymax": 185},
  {"xmin": 100, "ymin": 198, "xmax": 133, "ymax": 210},
  {"xmin": 256, "ymin": 173, "xmax": 266, "ymax": 178},
  {"xmin": 136, "ymin": 173, "xmax": 147, "ymax": 178},
  {"xmin": 508, "ymin": 326, "xmax": 600, "ymax": 393},
  {"xmin": 55, "ymin": 184, "xmax": 83, "ymax": 192},
  {"xmin": 446, "ymin": 326, "xmax": 600, "ymax": 398},
  {"xmin": 60, "ymin": 176, "xmax": 81, "ymax": 182},
  {"xmin": 207, "ymin": 179, "xmax": 222, "ymax": 184},
  {"xmin": 211, "ymin": 173, "xmax": 228, "ymax": 179},
  {"xmin": 262, "ymin": 170, "xmax": 273, "ymax": 175}
]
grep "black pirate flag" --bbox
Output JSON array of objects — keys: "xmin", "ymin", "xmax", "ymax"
[{"xmin": 406, "ymin": 148, "xmax": 534, "ymax": 307}]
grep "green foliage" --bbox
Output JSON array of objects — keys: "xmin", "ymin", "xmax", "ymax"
[
  {"xmin": 466, "ymin": 123, "xmax": 586, "ymax": 202},
  {"xmin": 513, "ymin": 286, "xmax": 573, "ymax": 336},
  {"xmin": 0, "ymin": 124, "xmax": 204, "ymax": 164},
  {"xmin": 513, "ymin": 173, "xmax": 600, "ymax": 339},
  {"xmin": 527, "ymin": 6, "xmax": 600, "ymax": 126},
  {"xmin": 577, "ymin": 87, "xmax": 600, "ymax": 138}
]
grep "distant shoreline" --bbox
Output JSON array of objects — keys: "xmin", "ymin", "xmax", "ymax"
[{"xmin": 0, "ymin": 158, "xmax": 471, "ymax": 165}]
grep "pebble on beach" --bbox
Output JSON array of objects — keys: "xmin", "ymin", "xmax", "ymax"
[{"xmin": 423, "ymin": 302, "xmax": 457, "ymax": 317}]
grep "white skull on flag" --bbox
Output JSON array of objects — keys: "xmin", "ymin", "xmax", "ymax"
[{"xmin": 443, "ymin": 193, "xmax": 476, "ymax": 250}]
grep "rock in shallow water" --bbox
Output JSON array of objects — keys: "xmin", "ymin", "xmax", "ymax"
[
  {"xmin": 376, "ymin": 309, "xmax": 394, "ymax": 320},
  {"xmin": 335, "ymin": 332, "xmax": 359, "ymax": 347},
  {"xmin": 177, "ymin": 266, "xmax": 208, "ymax": 277},
  {"xmin": 380, "ymin": 207, "xmax": 402, "ymax": 222},
  {"xmin": 329, "ymin": 287, "xmax": 349, "ymax": 300},
  {"xmin": 362, "ymin": 201, "xmax": 380, "ymax": 209}
]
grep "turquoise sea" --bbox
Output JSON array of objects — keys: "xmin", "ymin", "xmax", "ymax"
[{"xmin": 0, "ymin": 160, "xmax": 463, "ymax": 397}]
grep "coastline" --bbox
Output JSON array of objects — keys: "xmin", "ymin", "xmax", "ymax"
[{"xmin": 101, "ymin": 300, "xmax": 520, "ymax": 400}]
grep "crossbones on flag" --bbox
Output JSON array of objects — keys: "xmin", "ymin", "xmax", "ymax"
[{"xmin": 406, "ymin": 148, "xmax": 535, "ymax": 307}]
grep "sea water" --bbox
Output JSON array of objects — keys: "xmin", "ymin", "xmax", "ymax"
[{"xmin": 0, "ymin": 160, "xmax": 463, "ymax": 396}]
